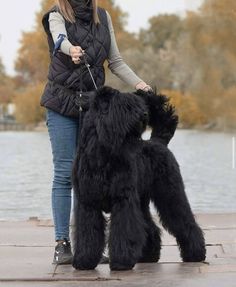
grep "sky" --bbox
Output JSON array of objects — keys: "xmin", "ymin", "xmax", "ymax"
[{"xmin": 0, "ymin": 0, "xmax": 203, "ymax": 75}]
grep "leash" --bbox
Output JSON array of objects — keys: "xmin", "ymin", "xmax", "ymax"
[
  {"xmin": 79, "ymin": 53, "xmax": 98, "ymax": 92},
  {"xmin": 83, "ymin": 53, "xmax": 98, "ymax": 90},
  {"xmin": 78, "ymin": 53, "xmax": 98, "ymax": 109},
  {"xmin": 78, "ymin": 53, "xmax": 98, "ymax": 144}
]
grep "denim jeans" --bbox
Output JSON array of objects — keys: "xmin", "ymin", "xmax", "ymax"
[{"xmin": 46, "ymin": 108, "xmax": 81, "ymax": 241}]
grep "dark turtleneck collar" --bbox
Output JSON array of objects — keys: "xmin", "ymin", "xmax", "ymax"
[{"xmin": 69, "ymin": 0, "xmax": 93, "ymax": 22}]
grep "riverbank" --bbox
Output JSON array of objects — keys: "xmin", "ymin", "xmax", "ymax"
[
  {"xmin": 1, "ymin": 213, "xmax": 236, "ymax": 287},
  {"xmin": 0, "ymin": 121, "xmax": 47, "ymax": 132},
  {"xmin": 1, "ymin": 119, "xmax": 236, "ymax": 133}
]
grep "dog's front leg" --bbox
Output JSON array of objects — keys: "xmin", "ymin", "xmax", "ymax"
[
  {"xmin": 72, "ymin": 202, "xmax": 105, "ymax": 270},
  {"xmin": 138, "ymin": 197, "xmax": 162, "ymax": 263},
  {"xmin": 108, "ymin": 175, "xmax": 147, "ymax": 271}
]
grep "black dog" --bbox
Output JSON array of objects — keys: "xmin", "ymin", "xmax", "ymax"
[{"xmin": 72, "ymin": 86, "xmax": 206, "ymax": 271}]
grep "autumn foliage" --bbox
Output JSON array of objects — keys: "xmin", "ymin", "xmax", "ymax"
[
  {"xmin": 0, "ymin": 57, "xmax": 15, "ymax": 115},
  {"xmin": 0, "ymin": 0, "xmax": 235, "ymax": 129},
  {"xmin": 13, "ymin": 83, "xmax": 45, "ymax": 124}
]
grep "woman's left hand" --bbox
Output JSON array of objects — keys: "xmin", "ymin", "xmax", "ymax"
[{"xmin": 135, "ymin": 81, "xmax": 152, "ymax": 92}]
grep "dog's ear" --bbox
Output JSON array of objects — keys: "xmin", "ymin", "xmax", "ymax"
[{"xmin": 93, "ymin": 87, "xmax": 146, "ymax": 152}]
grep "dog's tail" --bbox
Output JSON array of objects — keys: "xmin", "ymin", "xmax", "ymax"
[{"xmin": 135, "ymin": 88, "xmax": 178, "ymax": 145}]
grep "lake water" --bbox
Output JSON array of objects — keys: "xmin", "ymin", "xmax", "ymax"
[{"xmin": 0, "ymin": 129, "xmax": 235, "ymax": 221}]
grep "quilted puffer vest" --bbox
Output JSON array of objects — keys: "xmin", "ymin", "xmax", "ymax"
[{"xmin": 40, "ymin": 4, "xmax": 111, "ymax": 113}]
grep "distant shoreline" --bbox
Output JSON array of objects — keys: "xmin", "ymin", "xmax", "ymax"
[{"xmin": 0, "ymin": 121, "xmax": 236, "ymax": 133}]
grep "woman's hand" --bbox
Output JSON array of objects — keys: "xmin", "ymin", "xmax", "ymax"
[
  {"xmin": 69, "ymin": 45, "xmax": 84, "ymax": 64},
  {"xmin": 135, "ymin": 81, "xmax": 152, "ymax": 92}
]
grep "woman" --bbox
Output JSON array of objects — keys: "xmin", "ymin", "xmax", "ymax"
[{"xmin": 40, "ymin": 0, "xmax": 152, "ymax": 265}]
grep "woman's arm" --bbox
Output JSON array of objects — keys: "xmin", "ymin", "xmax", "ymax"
[
  {"xmin": 48, "ymin": 12, "xmax": 83, "ymax": 64},
  {"xmin": 106, "ymin": 11, "xmax": 151, "ymax": 91},
  {"xmin": 49, "ymin": 10, "xmax": 152, "ymax": 89},
  {"xmin": 48, "ymin": 12, "xmax": 72, "ymax": 55}
]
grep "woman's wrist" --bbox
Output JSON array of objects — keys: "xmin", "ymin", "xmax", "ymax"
[{"xmin": 62, "ymin": 41, "xmax": 73, "ymax": 56}]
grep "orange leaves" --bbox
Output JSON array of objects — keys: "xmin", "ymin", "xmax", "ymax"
[
  {"xmin": 99, "ymin": 0, "xmax": 127, "ymax": 32},
  {"xmin": 15, "ymin": 31, "xmax": 49, "ymax": 84},
  {"xmin": 200, "ymin": 0, "xmax": 236, "ymax": 18},
  {"xmin": 162, "ymin": 89, "xmax": 207, "ymax": 128},
  {"xmin": 98, "ymin": 0, "xmax": 138, "ymax": 51},
  {"xmin": 0, "ymin": 57, "xmax": 15, "ymax": 104},
  {"xmin": 13, "ymin": 83, "xmax": 46, "ymax": 124}
]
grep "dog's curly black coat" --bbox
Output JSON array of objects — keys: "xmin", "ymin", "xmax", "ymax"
[{"xmin": 71, "ymin": 86, "xmax": 206, "ymax": 271}]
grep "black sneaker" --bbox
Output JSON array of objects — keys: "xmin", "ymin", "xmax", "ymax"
[{"xmin": 52, "ymin": 238, "xmax": 73, "ymax": 265}]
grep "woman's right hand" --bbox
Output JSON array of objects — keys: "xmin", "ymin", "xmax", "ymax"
[{"xmin": 69, "ymin": 45, "xmax": 84, "ymax": 64}]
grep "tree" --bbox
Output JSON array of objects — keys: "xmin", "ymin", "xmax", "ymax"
[
  {"xmin": 0, "ymin": 57, "xmax": 5, "ymax": 78},
  {"xmin": 138, "ymin": 15, "xmax": 184, "ymax": 91},
  {"xmin": 13, "ymin": 83, "xmax": 45, "ymax": 124},
  {"xmin": 136, "ymin": 0, "xmax": 236, "ymax": 128},
  {"xmin": 178, "ymin": 0, "xmax": 236, "ymax": 122},
  {"xmin": 163, "ymin": 89, "xmax": 206, "ymax": 128},
  {"xmin": 0, "ymin": 57, "xmax": 15, "ymax": 104},
  {"xmin": 12, "ymin": 0, "xmax": 236, "ymax": 128},
  {"xmin": 15, "ymin": 0, "xmax": 55, "ymax": 84},
  {"xmin": 139, "ymin": 14, "xmax": 184, "ymax": 51}
]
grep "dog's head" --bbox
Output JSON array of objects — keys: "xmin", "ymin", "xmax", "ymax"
[{"xmin": 90, "ymin": 86, "xmax": 149, "ymax": 153}]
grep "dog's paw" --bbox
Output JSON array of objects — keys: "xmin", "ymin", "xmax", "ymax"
[
  {"xmin": 72, "ymin": 256, "xmax": 98, "ymax": 270},
  {"xmin": 138, "ymin": 254, "xmax": 160, "ymax": 263},
  {"xmin": 178, "ymin": 225, "xmax": 206, "ymax": 262},
  {"xmin": 180, "ymin": 239, "xmax": 206, "ymax": 262},
  {"xmin": 110, "ymin": 262, "xmax": 135, "ymax": 271},
  {"xmin": 181, "ymin": 245, "xmax": 206, "ymax": 262},
  {"xmin": 72, "ymin": 261, "xmax": 97, "ymax": 270}
]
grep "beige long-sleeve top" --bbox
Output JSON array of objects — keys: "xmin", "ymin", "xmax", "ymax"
[{"xmin": 48, "ymin": 10, "xmax": 143, "ymax": 88}]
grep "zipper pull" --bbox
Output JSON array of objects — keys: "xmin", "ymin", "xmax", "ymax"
[{"xmin": 79, "ymin": 93, "xmax": 83, "ymax": 111}]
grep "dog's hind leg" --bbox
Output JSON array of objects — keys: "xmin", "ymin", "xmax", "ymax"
[
  {"xmin": 109, "ymin": 195, "xmax": 147, "ymax": 271},
  {"xmin": 72, "ymin": 202, "xmax": 105, "ymax": 270},
  {"xmin": 151, "ymin": 153, "xmax": 206, "ymax": 262},
  {"xmin": 138, "ymin": 197, "xmax": 162, "ymax": 263}
]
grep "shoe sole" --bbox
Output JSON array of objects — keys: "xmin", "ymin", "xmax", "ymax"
[{"xmin": 52, "ymin": 257, "xmax": 73, "ymax": 265}]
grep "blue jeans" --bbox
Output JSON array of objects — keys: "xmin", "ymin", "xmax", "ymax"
[{"xmin": 46, "ymin": 108, "xmax": 81, "ymax": 241}]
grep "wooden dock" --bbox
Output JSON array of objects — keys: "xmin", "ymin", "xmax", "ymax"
[{"xmin": 0, "ymin": 213, "xmax": 236, "ymax": 286}]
